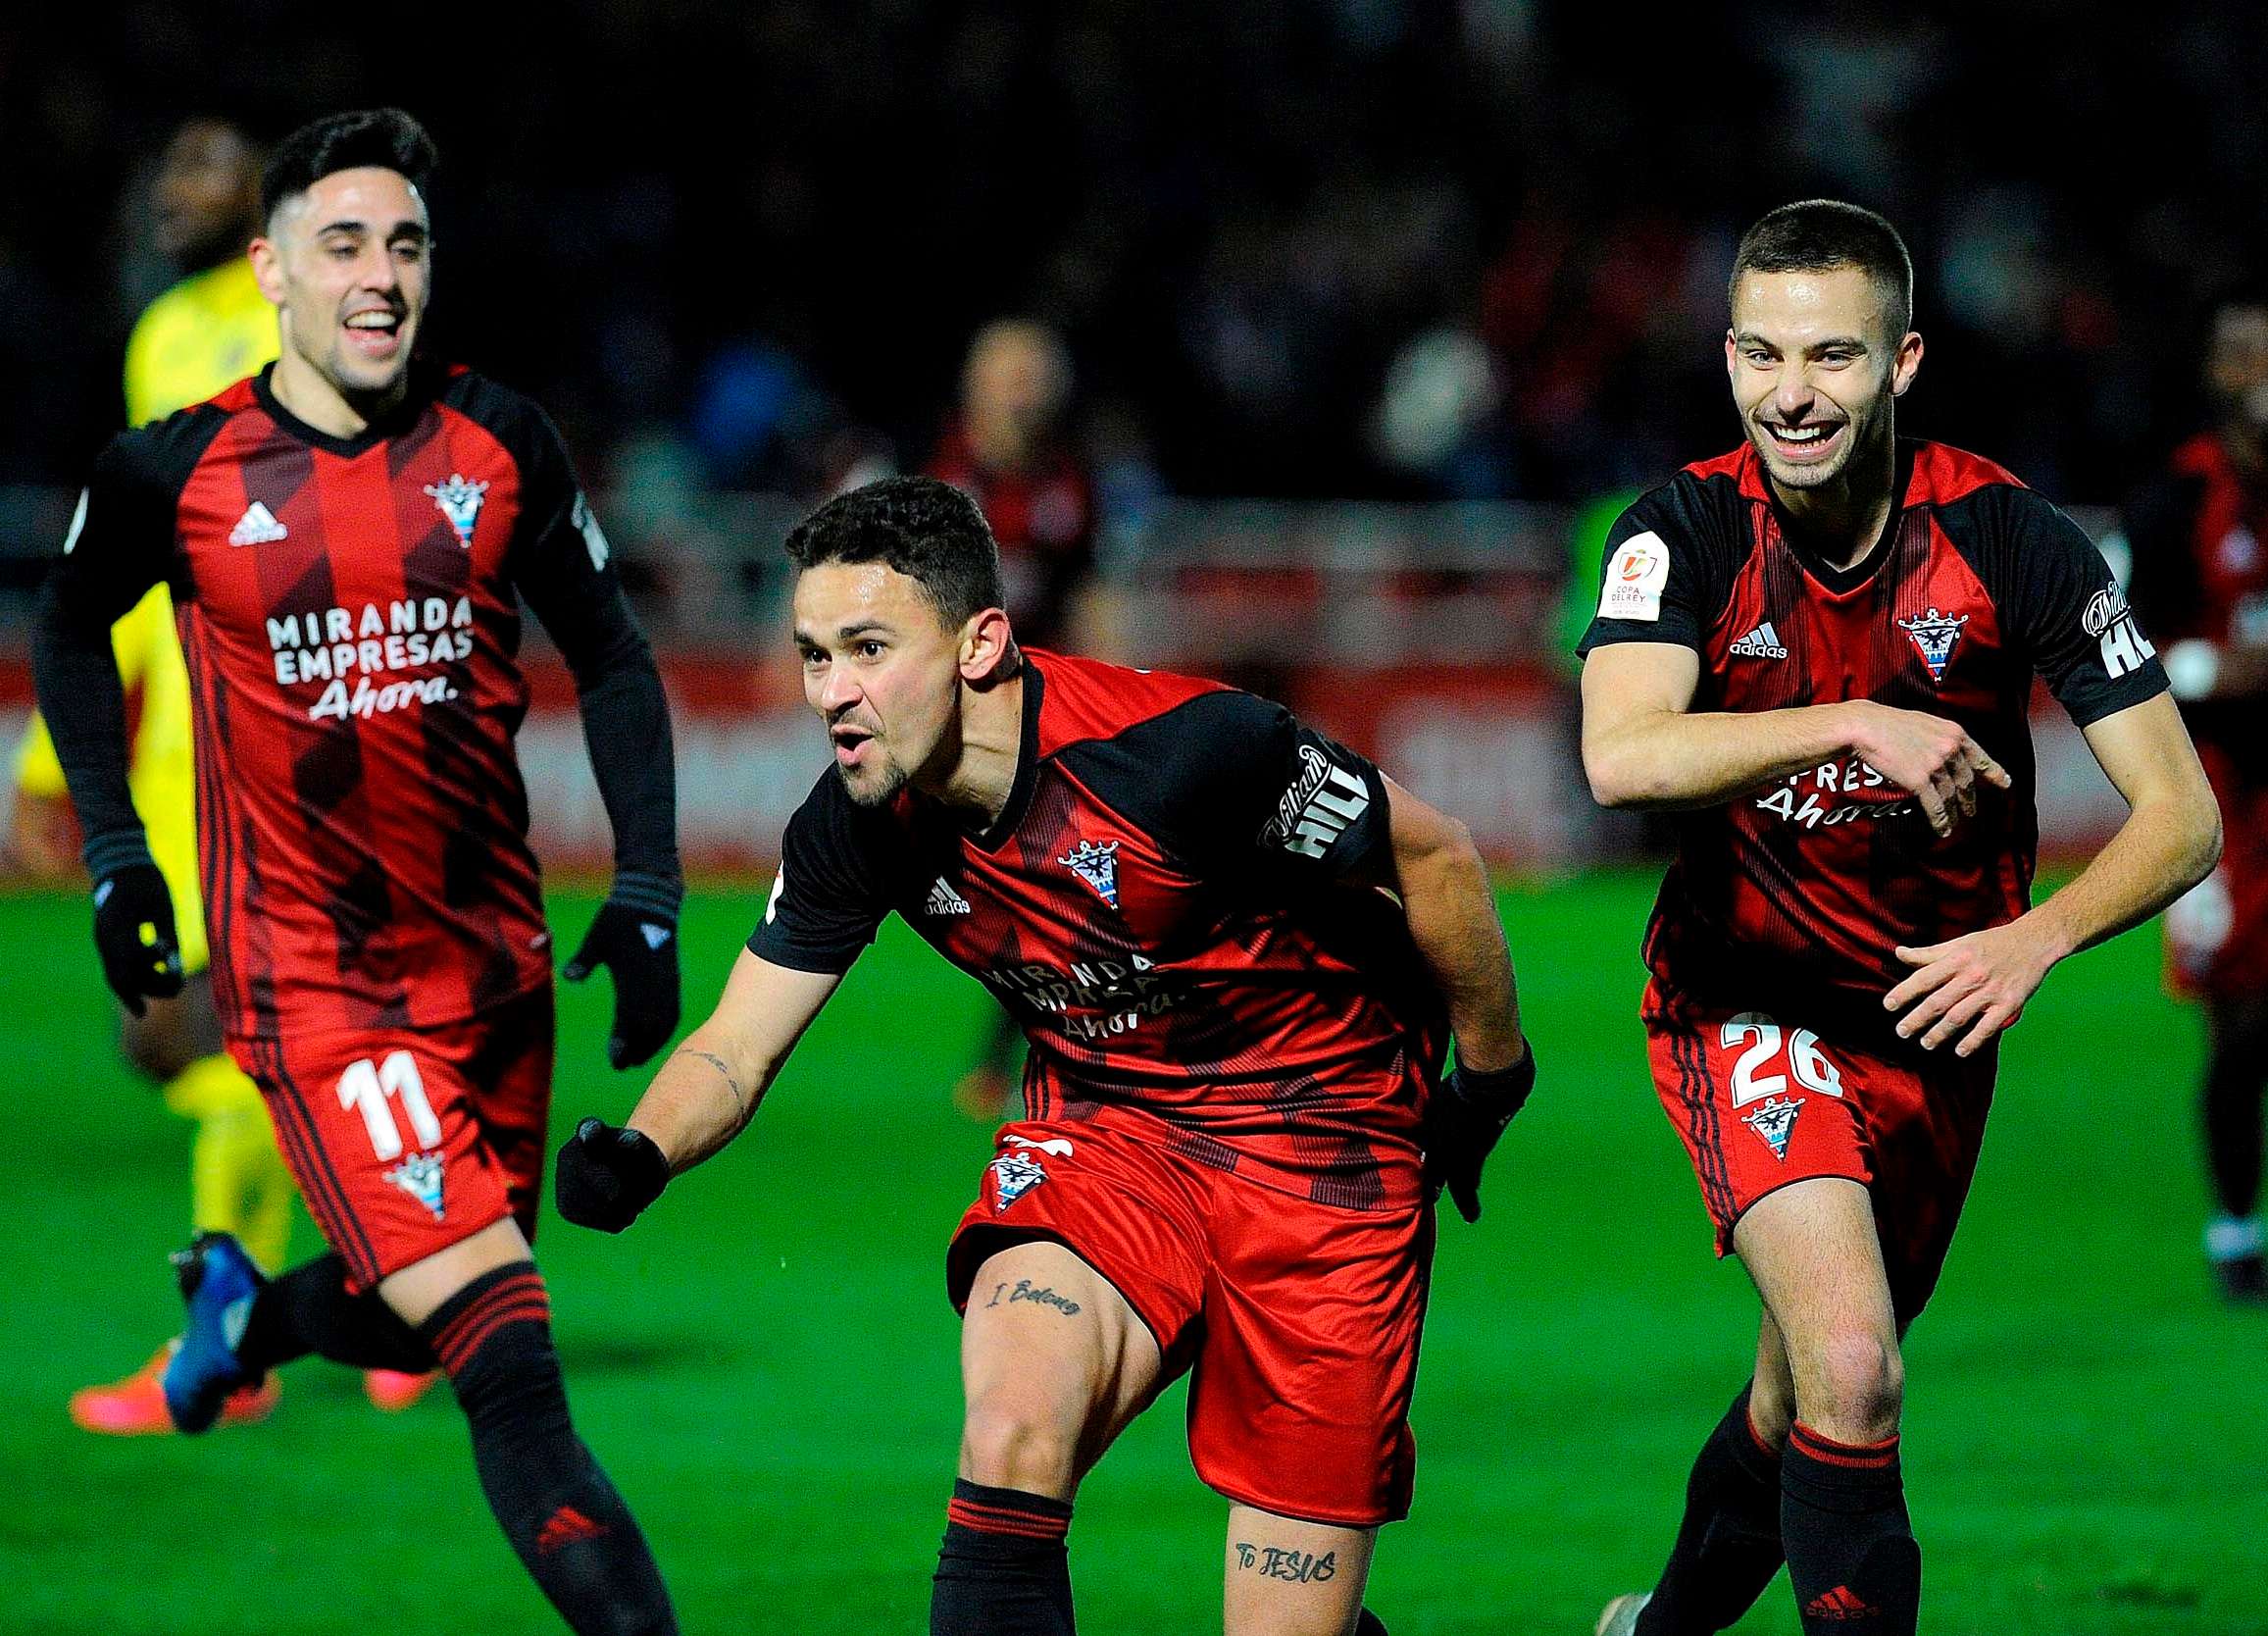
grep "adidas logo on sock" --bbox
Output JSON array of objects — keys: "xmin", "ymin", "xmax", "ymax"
[
  {"xmin": 534, "ymin": 1505, "xmax": 609, "ymax": 1555},
  {"xmin": 1802, "ymin": 1586, "xmax": 1882, "ymax": 1620},
  {"xmin": 228, "ymin": 502, "xmax": 288, "ymax": 546},
  {"xmin": 1730, "ymin": 620, "xmax": 1787, "ymax": 659},
  {"xmin": 926, "ymin": 877, "xmax": 972, "ymax": 916},
  {"xmin": 639, "ymin": 922, "xmax": 672, "ymax": 950}
]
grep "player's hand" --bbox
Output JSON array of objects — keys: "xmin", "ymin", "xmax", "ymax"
[
  {"xmin": 1885, "ymin": 916, "xmax": 2067, "ymax": 1056},
  {"xmin": 1838, "ymin": 700, "xmax": 2012, "ymax": 838},
  {"xmin": 563, "ymin": 895, "xmax": 681, "ymax": 1068},
  {"xmin": 90, "ymin": 859, "xmax": 184, "ymax": 1018},
  {"xmin": 555, "ymin": 1116, "xmax": 672, "ymax": 1232},
  {"xmin": 1423, "ymin": 1045, "xmax": 1537, "ymax": 1224}
]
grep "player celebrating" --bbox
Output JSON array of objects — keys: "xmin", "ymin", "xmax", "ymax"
[
  {"xmin": 554, "ymin": 476, "xmax": 1533, "ymax": 1636},
  {"xmin": 1580, "ymin": 201, "xmax": 2220, "ymax": 1636},
  {"xmin": 33, "ymin": 110, "xmax": 680, "ymax": 1634},
  {"xmin": 2122, "ymin": 290, "xmax": 2268, "ymax": 1302},
  {"xmin": 14, "ymin": 113, "xmax": 435, "ymax": 1431}
]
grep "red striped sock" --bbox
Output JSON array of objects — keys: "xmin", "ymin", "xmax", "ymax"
[
  {"xmin": 423, "ymin": 1262, "xmax": 551, "ymax": 1378},
  {"xmin": 932, "ymin": 1480, "xmax": 1074, "ymax": 1634}
]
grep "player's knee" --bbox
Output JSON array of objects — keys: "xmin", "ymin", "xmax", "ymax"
[
  {"xmin": 960, "ymin": 1396, "xmax": 1081, "ymax": 1495},
  {"xmin": 1802, "ymin": 1330, "xmax": 1903, "ymax": 1437}
]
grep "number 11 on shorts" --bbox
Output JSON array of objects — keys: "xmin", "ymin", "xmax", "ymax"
[{"xmin": 338, "ymin": 1050, "xmax": 441, "ymax": 1159}]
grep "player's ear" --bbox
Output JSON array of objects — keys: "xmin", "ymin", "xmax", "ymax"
[
  {"xmin": 249, "ymin": 234, "xmax": 286, "ymax": 305},
  {"xmin": 959, "ymin": 606, "xmax": 1014, "ymax": 683},
  {"xmin": 1890, "ymin": 330, "xmax": 1924, "ymax": 397}
]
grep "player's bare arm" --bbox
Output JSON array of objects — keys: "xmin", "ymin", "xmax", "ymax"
[
  {"xmin": 1581, "ymin": 640, "xmax": 2009, "ymax": 836},
  {"xmin": 555, "ymin": 949, "xmax": 839, "ymax": 1234},
  {"xmin": 1377, "ymin": 775, "xmax": 1524, "ymax": 1068},
  {"xmin": 630, "ymin": 950, "xmax": 841, "ymax": 1170},
  {"xmin": 1887, "ymin": 692, "xmax": 2222, "ymax": 1055}
]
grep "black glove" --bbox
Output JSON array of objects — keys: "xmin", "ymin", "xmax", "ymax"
[
  {"xmin": 563, "ymin": 881, "xmax": 681, "ymax": 1068},
  {"xmin": 88, "ymin": 849, "xmax": 184, "ymax": 1018},
  {"xmin": 1422, "ymin": 1046, "xmax": 1537, "ymax": 1224},
  {"xmin": 555, "ymin": 1116, "xmax": 672, "ymax": 1232}
]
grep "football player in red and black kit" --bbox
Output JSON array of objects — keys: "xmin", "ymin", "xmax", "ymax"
[
  {"xmin": 2122, "ymin": 291, "xmax": 2268, "ymax": 1302},
  {"xmin": 32, "ymin": 111, "xmax": 680, "ymax": 1635},
  {"xmin": 1579, "ymin": 202, "xmax": 2220, "ymax": 1636},
  {"xmin": 555, "ymin": 476, "xmax": 1535, "ymax": 1636}
]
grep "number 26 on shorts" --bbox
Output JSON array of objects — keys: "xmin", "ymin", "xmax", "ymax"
[
  {"xmin": 337, "ymin": 1050, "xmax": 441, "ymax": 1159},
  {"xmin": 1719, "ymin": 1012, "xmax": 1844, "ymax": 1106}
]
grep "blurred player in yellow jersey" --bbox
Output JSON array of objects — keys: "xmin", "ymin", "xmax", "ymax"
[{"xmin": 13, "ymin": 118, "xmax": 432, "ymax": 1429}]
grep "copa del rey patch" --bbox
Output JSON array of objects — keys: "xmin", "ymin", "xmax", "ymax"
[{"xmin": 1599, "ymin": 532, "xmax": 1671, "ymax": 621}]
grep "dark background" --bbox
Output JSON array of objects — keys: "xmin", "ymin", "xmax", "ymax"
[{"xmin": 5, "ymin": 1, "xmax": 2263, "ymax": 511}]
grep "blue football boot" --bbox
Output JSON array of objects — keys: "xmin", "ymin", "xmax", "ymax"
[{"xmin": 162, "ymin": 1232, "xmax": 267, "ymax": 1433}]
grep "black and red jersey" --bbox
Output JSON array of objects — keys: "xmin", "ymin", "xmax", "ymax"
[
  {"xmin": 1579, "ymin": 439, "xmax": 2168, "ymax": 1015},
  {"xmin": 926, "ymin": 424, "xmax": 1096, "ymax": 646},
  {"xmin": 747, "ymin": 649, "xmax": 1447, "ymax": 1209},
  {"xmin": 2123, "ymin": 432, "xmax": 2268, "ymax": 780},
  {"xmin": 37, "ymin": 362, "xmax": 678, "ymax": 1043}
]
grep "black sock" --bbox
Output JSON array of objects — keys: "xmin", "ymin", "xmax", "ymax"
[
  {"xmin": 931, "ymin": 1479, "xmax": 1075, "ymax": 1635},
  {"xmin": 1782, "ymin": 1423, "xmax": 1919, "ymax": 1636},
  {"xmin": 1636, "ymin": 1384, "xmax": 1785, "ymax": 1634},
  {"xmin": 238, "ymin": 1253, "xmax": 433, "ymax": 1374},
  {"xmin": 420, "ymin": 1262, "xmax": 677, "ymax": 1636},
  {"xmin": 1355, "ymin": 1610, "xmax": 1390, "ymax": 1635},
  {"xmin": 2202, "ymin": 1014, "xmax": 2267, "ymax": 1218}
]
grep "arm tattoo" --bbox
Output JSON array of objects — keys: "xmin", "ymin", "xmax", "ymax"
[{"xmin": 674, "ymin": 1048, "xmax": 749, "ymax": 1123}]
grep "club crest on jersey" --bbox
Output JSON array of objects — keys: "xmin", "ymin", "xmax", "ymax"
[
  {"xmin": 423, "ymin": 474, "xmax": 490, "ymax": 546},
  {"xmin": 1058, "ymin": 840, "xmax": 1121, "ymax": 909},
  {"xmin": 988, "ymin": 1150, "xmax": 1049, "ymax": 1210},
  {"xmin": 1740, "ymin": 1096, "xmax": 1803, "ymax": 1161},
  {"xmin": 384, "ymin": 1150, "xmax": 446, "ymax": 1219},
  {"xmin": 1897, "ymin": 606, "xmax": 1968, "ymax": 682}
]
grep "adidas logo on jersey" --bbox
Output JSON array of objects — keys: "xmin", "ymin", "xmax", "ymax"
[
  {"xmin": 926, "ymin": 877, "xmax": 972, "ymax": 916},
  {"xmin": 1730, "ymin": 620, "xmax": 1788, "ymax": 659},
  {"xmin": 228, "ymin": 502, "xmax": 288, "ymax": 546}
]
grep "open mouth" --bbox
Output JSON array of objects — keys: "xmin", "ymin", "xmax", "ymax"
[
  {"xmin": 342, "ymin": 307, "xmax": 405, "ymax": 361},
  {"xmin": 831, "ymin": 725, "xmax": 875, "ymax": 766},
  {"xmin": 1761, "ymin": 420, "xmax": 1843, "ymax": 463}
]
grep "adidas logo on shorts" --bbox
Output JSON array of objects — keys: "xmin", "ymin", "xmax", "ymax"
[
  {"xmin": 926, "ymin": 877, "xmax": 972, "ymax": 916},
  {"xmin": 228, "ymin": 501, "xmax": 288, "ymax": 546},
  {"xmin": 1730, "ymin": 620, "xmax": 1788, "ymax": 660}
]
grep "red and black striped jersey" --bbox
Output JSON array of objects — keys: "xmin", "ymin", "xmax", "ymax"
[
  {"xmin": 1579, "ymin": 439, "xmax": 2169, "ymax": 1016},
  {"xmin": 926, "ymin": 424, "xmax": 1096, "ymax": 647},
  {"xmin": 747, "ymin": 649, "xmax": 1448, "ymax": 1209},
  {"xmin": 42, "ymin": 363, "xmax": 677, "ymax": 1043},
  {"xmin": 2123, "ymin": 432, "xmax": 2268, "ymax": 779}
]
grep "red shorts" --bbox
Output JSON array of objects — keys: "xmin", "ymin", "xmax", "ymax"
[
  {"xmin": 2165, "ymin": 748, "xmax": 2268, "ymax": 1000},
  {"xmin": 1643, "ymin": 979, "xmax": 1995, "ymax": 1323},
  {"xmin": 232, "ymin": 987, "xmax": 554, "ymax": 1293},
  {"xmin": 946, "ymin": 1117, "xmax": 1433, "ymax": 1527}
]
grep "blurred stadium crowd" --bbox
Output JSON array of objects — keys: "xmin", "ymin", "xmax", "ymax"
[{"xmin": 5, "ymin": 0, "xmax": 2263, "ymax": 515}]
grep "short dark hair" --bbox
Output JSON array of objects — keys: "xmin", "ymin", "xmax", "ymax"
[
  {"xmin": 261, "ymin": 109, "xmax": 437, "ymax": 227},
  {"xmin": 783, "ymin": 476, "xmax": 1006, "ymax": 629},
  {"xmin": 1731, "ymin": 199, "xmax": 1914, "ymax": 338}
]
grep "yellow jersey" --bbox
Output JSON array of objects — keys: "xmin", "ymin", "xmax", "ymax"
[{"xmin": 15, "ymin": 256, "xmax": 277, "ymax": 969}]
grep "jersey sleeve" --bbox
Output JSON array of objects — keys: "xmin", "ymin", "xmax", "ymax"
[
  {"xmin": 1575, "ymin": 475, "xmax": 1739, "ymax": 657},
  {"xmin": 1061, "ymin": 690, "xmax": 1390, "ymax": 883},
  {"xmin": 1988, "ymin": 487, "xmax": 2170, "ymax": 726},
  {"xmin": 30, "ymin": 428, "xmax": 191, "ymax": 851},
  {"xmin": 481, "ymin": 390, "xmax": 682, "ymax": 893},
  {"xmin": 744, "ymin": 771, "xmax": 894, "ymax": 974}
]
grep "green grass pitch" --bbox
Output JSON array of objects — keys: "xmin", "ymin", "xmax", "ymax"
[{"xmin": 3, "ymin": 874, "xmax": 2258, "ymax": 1634}]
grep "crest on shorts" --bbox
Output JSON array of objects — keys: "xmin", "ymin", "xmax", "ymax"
[
  {"xmin": 1897, "ymin": 606, "xmax": 1968, "ymax": 682},
  {"xmin": 1057, "ymin": 839, "xmax": 1121, "ymax": 910},
  {"xmin": 988, "ymin": 1150, "xmax": 1048, "ymax": 1211},
  {"xmin": 384, "ymin": 1150, "xmax": 446, "ymax": 1219},
  {"xmin": 423, "ymin": 474, "xmax": 490, "ymax": 546},
  {"xmin": 1740, "ymin": 1096, "xmax": 1803, "ymax": 1161}
]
